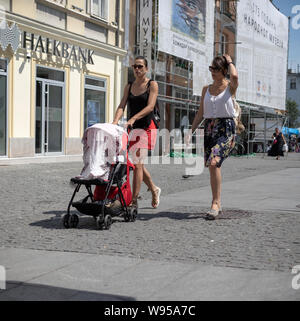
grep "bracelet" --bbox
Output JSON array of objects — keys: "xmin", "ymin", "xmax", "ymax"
[{"xmin": 228, "ymin": 62, "xmax": 234, "ymax": 65}]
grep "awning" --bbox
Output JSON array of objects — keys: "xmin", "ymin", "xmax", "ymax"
[{"xmin": 282, "ymin": 127, "xmax": 299, "ymax": 135}]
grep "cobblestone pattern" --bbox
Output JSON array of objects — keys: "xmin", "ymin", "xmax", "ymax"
[{"xmin": 0, "ymin": 154, "xmax": 300, "ymax": 272}]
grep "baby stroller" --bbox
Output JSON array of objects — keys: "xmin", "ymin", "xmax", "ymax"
[{"xmin": 62, "ymin": 123, "xmax": 136, "ymax": 230}]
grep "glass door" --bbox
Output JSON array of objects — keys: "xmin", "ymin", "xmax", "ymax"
[
  {"xmin": 35, "ymin": 80, "xmax": 64, "ymax": 155},
  {"xmin": 0, "ymin": 74, "xmax": 7, "ymax": 156},
  {"xmin": 0, "ymin": 59, "xmax": 7, "ymax": 156},
  {"xmin": 46, "ymin": 83, "xmax": 63, "ymax": 153},
  {"xmin": 35, "ymin": 80, "xmax": 43, "ymax": 154}
]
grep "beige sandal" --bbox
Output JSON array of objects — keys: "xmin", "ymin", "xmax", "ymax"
[
  {"xmin": 205, "ymin": 203, "xmax": 222, "ymax": 220},
  {"xmin": 130, "ymin": 197, "xmax": 138, "ymax": 209},
  {"xmin": 151, "ymin": 187, "xmax": 161, "ymax": 208},
  {"xmin": 205, "ymin": 209, "xmax": 221, "ymax": 220}
]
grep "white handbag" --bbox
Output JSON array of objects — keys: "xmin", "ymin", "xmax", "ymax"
[{"xmin": 282, "ymin": 143, "xmax": 288, "ymax": 152}]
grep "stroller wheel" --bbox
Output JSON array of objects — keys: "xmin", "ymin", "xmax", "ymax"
[
  {"xmin": 62, "ymin": 214, "xmax": 70, "ymax": 228},
  {"xmin": 104, "ymin": 214, "xmax": 112, "ymax": 230},
  {"xmin": 130, "ymin": 208, "xmax": 138, "ymax": 222},
  {"xmin": 124, "ymin": 212, "xmax": 130, "ymax": 222},
  {"xmin": 96, "ymin": 216, "xmax": 104, "ymax": 230},
  {"xmin": 70, "ymin": 214, "xmax": 79, "ymax": 228}
]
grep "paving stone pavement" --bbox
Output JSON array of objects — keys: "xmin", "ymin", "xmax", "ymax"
[{"xmin": 0, "ymin": 153, "xmax": 299, "ymax": 276}]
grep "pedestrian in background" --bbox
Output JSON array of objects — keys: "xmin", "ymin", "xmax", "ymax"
[
  {"xmin": 297, "ymin": 137, "xmax": 300, "ymax": 153},
  {"xmin": 180, "ymin": 114, "xmax": 190, "ymax": 142},
  {"xmin": 112, "ymin": 56, "xmax": 161, "ymax": 209},
  {"xmin": 187, "ymin": 54, "xmax": 238, "ymax": 220},
  {"xmin": 268, "ymin": 127, "xmax": 286, "ymax": 160}
]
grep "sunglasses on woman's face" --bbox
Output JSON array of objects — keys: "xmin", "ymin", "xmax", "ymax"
[
  {"xmin": 132, "ymin": 64, "xmax": 145, "ymax": 70},
  {"xmin": 209, "ymin": 66, "xmax": 221, "ymax": 72}
]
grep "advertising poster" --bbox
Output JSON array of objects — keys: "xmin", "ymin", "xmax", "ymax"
[
  {"xmin": 236, "ymin": 0, "xmax": 288, "ymax": 110},
  {"xmin": 158, "ymin": 0, "xmax": 215, "ymax": 95},
  {"xmin": 87, "ymin": 100, "xmax": 100, "ymax": 127}
]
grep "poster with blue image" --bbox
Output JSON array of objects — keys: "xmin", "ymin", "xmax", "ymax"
[{"xmin": 87, "ymin": 100, "xmax": 100, "ymax": 127}]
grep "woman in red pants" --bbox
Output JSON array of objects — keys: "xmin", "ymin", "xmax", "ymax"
[{"xmin": 112, "ymin": 56, "xmax": 161, "ymax": 209}]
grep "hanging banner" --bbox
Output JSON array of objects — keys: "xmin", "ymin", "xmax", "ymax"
[
  {"xmin": 158, "ymin": 0, "xmax": 214, "ymax": 95},
  {"xmin": 236, "ymin": 0, "xmax": 288, "ymax": 110},
  {"xmin": 140, "ymin": 0, "xmax": 152, "ymax": 73}
]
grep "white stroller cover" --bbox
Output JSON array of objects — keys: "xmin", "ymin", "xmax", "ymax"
[{"xmin": 77, "ymin": 123, "xmax": 127, "ymax": 180}]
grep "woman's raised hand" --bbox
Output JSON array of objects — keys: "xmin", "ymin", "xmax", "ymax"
[{"xmin": 223, "ymin": 54, "xmax": 232, "ymax": 64}]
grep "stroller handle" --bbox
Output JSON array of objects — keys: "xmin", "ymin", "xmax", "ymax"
[{"xmin": 126, "ymin": 125, "xmax": 132, "ymax": 150}]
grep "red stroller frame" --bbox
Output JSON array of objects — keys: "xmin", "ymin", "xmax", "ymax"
[{"xmin": 63, "ymin": 133, "xmax": 136, "ymax": 230}]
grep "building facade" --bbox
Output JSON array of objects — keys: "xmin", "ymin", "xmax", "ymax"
[
  {"xmin": 0, "ymin": 0, "xmax": 127, "ymax": 159},
  {"xmin": 127, "ymin": 0, "xmax": 238, "ymax": 154},
  {"xmin": 287, "ymin": 70, "xmax": 300, "ymax": 124},
  {"xmin": 214, "ymin": 0, "xmax": 236, "ymax": 59},
  {"xmin": 128, "ymin": 0, "xmax": 287, "ymax": 156}
]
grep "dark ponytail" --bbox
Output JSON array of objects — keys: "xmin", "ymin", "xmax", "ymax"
[{"xmin": 211, "ymin": 56, "xmax": 228, "ymax": 76}]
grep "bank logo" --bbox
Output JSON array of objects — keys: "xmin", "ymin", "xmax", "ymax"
[
  {"xmin": 0, "ymin": 20, "xmax": 21, "ymax": 52},
  {"xmin": 0, "ymin": 265, "xmax": 6, "ymax": 290},
  {"xmin": 291, "ymin": 5, "xmax": 300, "ymax": 30}
]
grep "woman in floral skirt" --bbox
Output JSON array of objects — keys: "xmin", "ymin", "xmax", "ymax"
[{"xmin": 187, "ymin": 54, "xmax": 238, "ymax": 219}]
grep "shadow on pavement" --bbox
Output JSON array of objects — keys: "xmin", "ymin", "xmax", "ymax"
[
  {"xmin": 138, "ymin": 208, "xmax": 254, "ymax": 221},
  {"xmin": 43, "ymin": 210, "xmax": 76, "ymax": 217},
  {"xmin": 30, "ymin": 212, "xmax": 126, "ymax": 230},
  {"xmin": 0, "ymin": 281, "xmax": 135, "ymax": 301},
  {"xmin": 29, "ymin": 208, "xmax": 253, "ymax": 229},
  {"xmin": 138, "ymin": 211, "xmax": 207, "ymax": 221}
]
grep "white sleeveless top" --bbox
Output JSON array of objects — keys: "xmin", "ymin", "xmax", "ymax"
[{"xmin": 203, "ymin": 86, "xmax": 236, "ymax": 119}]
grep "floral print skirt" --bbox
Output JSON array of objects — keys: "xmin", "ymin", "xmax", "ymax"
[{"xmin": 204, "ymin": 118, "xmax": 236, "ymax": 168}]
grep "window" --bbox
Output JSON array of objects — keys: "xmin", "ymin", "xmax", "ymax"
[
  {"xmin": 44, "ymin": 0, "xmax": 66, "ymax": 6},
  {"xmin": 85, "ymin": 21, "xmax": 107, "ymax": 42},
  {"xmin": 220, "ymin": 0, "xmax": 230, "ymax": 15},
  {"xmin": 220, "ymin": 0, "xmax": 235, "ymax": 21},
  {"xmin": 0, "ymin": 59, "xmax": 7, "ymax": 72},
  {"xmin": 0, "ymin": 0, "xmax": 10, "ymax": 11},
  {"xmin": 0, "ymin": 59, "xmax": 7, "ymax": 156},
  {"xmin": 84, "ymin": 76, "xmax": 106, "ymax": 128},
  {"xmin": 36, "ymin": 66, "xmax": 64, "ymax": 82},
  {"xmin": 91, "ymin": 0, "xmax": 108, "ymax": 20},
  {"xmin": 221, "ymin": 34, "xmax": 227, "ymax": 55},
  {"xmin": 36, "ymin": 3, "xmax": 66, "ymax": 29},
  {"xmin": 290, "ymin": 78, "xmax": 296, "ymax": 90},
  {"xmin": 85, "ymin": 77, "xmax": 105, "ymax": 87}
]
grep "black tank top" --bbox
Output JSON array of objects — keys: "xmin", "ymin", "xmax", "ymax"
[{"xmin": 127, "ymin": 80, "xmax": 154, "ymax": 129}]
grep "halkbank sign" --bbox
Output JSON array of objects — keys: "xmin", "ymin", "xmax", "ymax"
[
  {"xmin": 0, "ymin": 20, "xmax": 94, "ymax": 65},
  {"xmin": 22, "ymin": 31, "xmax": 95, "ymax": 64}
]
